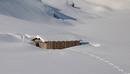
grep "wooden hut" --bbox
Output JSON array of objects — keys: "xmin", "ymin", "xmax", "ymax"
[
  {"xmin": 39, "ymin": 40, "xmax": 80, "ymax": 49},
  {"xmin": 31, "ymin": 36, "xmax": 80, "ymax": 49}
]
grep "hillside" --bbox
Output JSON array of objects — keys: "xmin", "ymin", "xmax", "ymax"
[{"xmin": 0, "ymin": 0, "xmax": 130, "ymax": 74}]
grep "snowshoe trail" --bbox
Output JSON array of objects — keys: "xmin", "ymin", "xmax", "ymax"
[{"xmin": 67, "ymin": 50, "xmax": 130, "ymax": 74}]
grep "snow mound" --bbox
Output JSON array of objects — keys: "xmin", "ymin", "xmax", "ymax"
[{"xmin": 89, "ymin": 43, "xmax": 101, "ymax": 47}]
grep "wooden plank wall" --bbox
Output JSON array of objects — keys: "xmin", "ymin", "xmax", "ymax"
[{"xmin": 39, "ymin": 40, "xmax": 80, "ymax": 49}]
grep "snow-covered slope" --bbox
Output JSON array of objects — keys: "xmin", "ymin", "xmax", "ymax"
[
  {"xmin": 0, "ymin": 0, "xmax": 130, "ymax": 74},
  {"xmin": 0, "ymin": 0, "xmax": 77, "ymax": 24}
]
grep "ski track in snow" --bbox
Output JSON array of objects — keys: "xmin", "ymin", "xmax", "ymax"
[
  {"xmin": 67, "ymin": 50, "xmax": 130, "ymax": 74},
  {"xmin": 0, "ymin": 33, "xmax": 33, "ymax": 42}
]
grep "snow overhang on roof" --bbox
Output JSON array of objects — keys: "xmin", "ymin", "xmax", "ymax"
[{"xmin": 34, "ymin": 33, "xmax": 80, "ymax": 42}]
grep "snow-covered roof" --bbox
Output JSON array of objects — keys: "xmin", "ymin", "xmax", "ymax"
[{"xmin": 34, "ymin": 33, "xmax": 80, "ymax": 42}]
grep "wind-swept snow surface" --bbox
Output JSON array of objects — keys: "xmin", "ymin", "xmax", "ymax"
[
  {"xmin": 0, "ymin": 0, "xmax": 130, "ymax": 74},
  {"xmin": 0, "ymin": 0, "xmax": 77, "ymax": 24}
]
